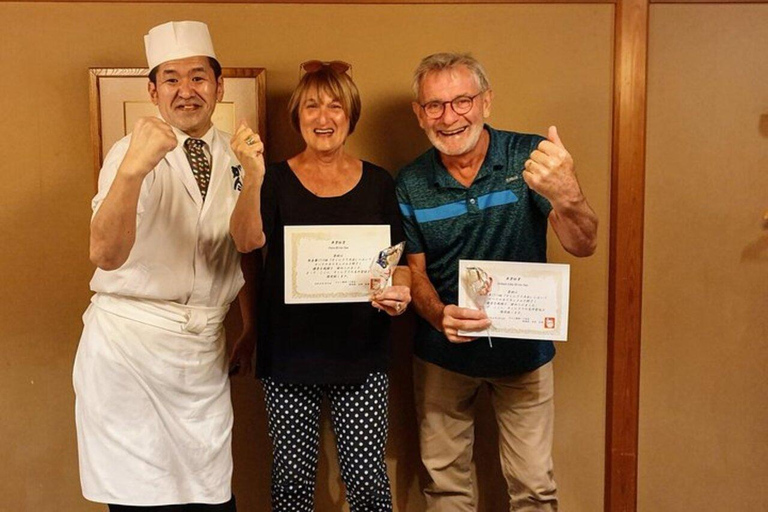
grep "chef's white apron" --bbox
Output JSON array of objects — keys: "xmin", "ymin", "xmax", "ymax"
[{"xmin": 73, "ymin": 293, "xmax": 233, "ymax": 506}]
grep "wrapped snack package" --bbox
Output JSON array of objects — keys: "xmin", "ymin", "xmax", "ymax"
[
  {"xmin": 370, "ymin": 241, "xmax": 405, "ymax": 296},
  {"xmin": 466, "ymin": 266, "xmax": 494, "ymax": 347}
]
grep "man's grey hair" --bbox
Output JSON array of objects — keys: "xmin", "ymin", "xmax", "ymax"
[{"xmin": 411, "ymin": 52, "xmax": 491, "ymax": 99}]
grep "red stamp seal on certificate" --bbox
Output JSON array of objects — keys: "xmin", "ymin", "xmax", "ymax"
[{"xmin": 544, "ymin": 317, "xmax": 556, "ymax": 329}]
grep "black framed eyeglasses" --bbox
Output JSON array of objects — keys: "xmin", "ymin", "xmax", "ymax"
[
  {"xmin": 418, "ymin": 91, "xmax": 484, "ymax": 119},
  {"xmin": 299, "ymin": 60, "xmax": 352, "ymax": 79}
]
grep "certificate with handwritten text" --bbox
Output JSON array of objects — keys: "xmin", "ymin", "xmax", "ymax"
[
  {"xmin": 284, "ymin": 225, "xmax": 390, "ymax": 304},
  {"xmin": 458, "ymin": 260, "xmax": 570, "ymax": 341}
]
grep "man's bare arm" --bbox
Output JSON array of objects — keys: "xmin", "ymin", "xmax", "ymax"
[{"xmin": 90, "ymin": 117, "xmax": 177, "ymax": 270}]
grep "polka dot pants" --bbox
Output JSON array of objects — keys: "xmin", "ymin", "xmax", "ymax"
[{"xmin": 262, "ymin": 372, "xmax": 392, "ymax": 512}]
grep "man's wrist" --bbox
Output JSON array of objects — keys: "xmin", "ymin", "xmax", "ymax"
[
  {"xmin": 551, "ymin": 190, "xmax": 586, "ymax": 215},
  {"xmin": 429, "ymin": 304, "xmax": 446, "ymax": 333},
  {"xmin": 114, "ymin": 166, "xmax": 147, "ymax": 187},
  {"xmin": 243, "ymin": 175, "xmax": 264, "ymax": 190}
]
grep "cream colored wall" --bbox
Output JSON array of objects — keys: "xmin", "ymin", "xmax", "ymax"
[
  {"xmin": 0, "ymin": 3, "xmax": 612, "ymax": 511},
  {"xmin": 641, "ymin": 5, "xmax": 768, "ymax": 511}
]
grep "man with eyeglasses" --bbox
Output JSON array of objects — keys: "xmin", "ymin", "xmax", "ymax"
[{"xmin": 395, "ymin": 53, "xmax": 598, "ymax": 511}]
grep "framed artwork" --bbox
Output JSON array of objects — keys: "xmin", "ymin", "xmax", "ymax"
[{"xmin": 88, "ymin": 67, "xmax": 266, "ymax": 180}]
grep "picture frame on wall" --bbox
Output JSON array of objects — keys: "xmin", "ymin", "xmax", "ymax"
[{"xmin": 88, "ymin": 67, "xmax": 266, "ymax": 181}]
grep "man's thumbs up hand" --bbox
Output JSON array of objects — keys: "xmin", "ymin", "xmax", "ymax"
[
  {"xmin": 522, "ymin": 125, "xmax": 583, "ymax": 208},
  {"xmin": 547, "ymin": 125, "xmax": 565, "ymax": 149}
]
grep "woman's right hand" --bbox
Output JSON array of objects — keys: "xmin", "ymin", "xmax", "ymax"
[
  {"xmin": 230, "ymin": 120, "xmax": 266, "ymax": 186},
  {"xmin": 372, "ymin": 285, "xmax": 412, "ymax": 317}
]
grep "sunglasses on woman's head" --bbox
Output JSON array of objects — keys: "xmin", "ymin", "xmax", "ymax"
[{"xmin": 299, "ymin": 60, "xmax": 352, "ymax": 78}]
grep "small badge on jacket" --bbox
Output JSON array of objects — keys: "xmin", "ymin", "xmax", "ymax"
[{"xmin": 231, "ymin": 165, "xmax": 243, "ymax": 191}]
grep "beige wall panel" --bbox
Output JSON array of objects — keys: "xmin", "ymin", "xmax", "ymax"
[
  {"xmin": 0, "ymin": 3, "xmax": 612, "ymax": 511},
  {"xmin": 641, "ymin": 6, "xmax": 768, "ymax": 511}
]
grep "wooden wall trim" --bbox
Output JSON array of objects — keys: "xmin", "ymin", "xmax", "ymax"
[
  {"xmin": 88, "ymin": 69, "xmax": 105, "ymax": 180},
  {"xmin": 14, "ymin": 1, "xmax": 767, "ymax": 6},
  {"xmin": 13, "ymin": 0, "xmax": 768, "ymax": 3},
  {"xmin": 4, "ymin": 0, "xmax": 616, "ymax": 3},
  {"xmin": 10, "ymin": 0, "xmax": 768, "ymax": 3},
  {"xmin": 651, "ymin": 0, "xmax": 768, "ymax": 3},
  {"xmin": 605, "ymin": 0, "xmax": 647, "ymax": 510}
]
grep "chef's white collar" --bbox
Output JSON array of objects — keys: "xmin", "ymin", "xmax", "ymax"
[{"xmin": 172, "ymin": 124, "xmax": 215, "ymax": 148}]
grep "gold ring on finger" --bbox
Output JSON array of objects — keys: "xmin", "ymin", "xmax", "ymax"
[{"xmin": 245, "ymin": 136, "xmax": 256, "ymax": 146}]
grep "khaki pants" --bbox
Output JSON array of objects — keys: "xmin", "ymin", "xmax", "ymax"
[{"xmin": 413, "ymin": 358, "xmax": 557, "ymax": 512}]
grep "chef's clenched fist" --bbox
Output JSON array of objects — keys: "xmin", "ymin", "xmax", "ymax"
[
  {"xmin": 523, "ymin": 126, "xmax": 584, "ymax": 207},
  {"xmin": 230, "ymin": 121, "xmax": 265, "ymax": 186},
  {"xmin": 121, "ymin": 117, "xmax": 178, "ymax": 178}
]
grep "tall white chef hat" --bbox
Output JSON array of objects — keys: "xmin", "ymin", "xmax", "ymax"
[{"xmin": 144, "ymin": 21, "xmax": 218, "ymax": 71}]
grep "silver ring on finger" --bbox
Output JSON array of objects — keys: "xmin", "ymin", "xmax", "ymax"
[{"xmin": 245, "ymin": 136, "xmax": 256, "ymax": 146}]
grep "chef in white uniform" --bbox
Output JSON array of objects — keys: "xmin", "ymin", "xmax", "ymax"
[{"xmin": 73, "ymin": 20, "xmax": 259, "ymax": 512}]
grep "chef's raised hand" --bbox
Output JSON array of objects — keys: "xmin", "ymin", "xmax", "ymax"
[
  {"xmin": 523, "ymin": 126, "xmax": 584, "ymax": 207},
  {"xmin": 230, "ymin": 120, "xmax": 265, "ymax": 185},
  {"xmin": 442, "ymin": 305, "xmax": 492, "ymax": 343},
  {"xmin": 121, "ymin": 117, "xmax": 178, "ymax": 178}
]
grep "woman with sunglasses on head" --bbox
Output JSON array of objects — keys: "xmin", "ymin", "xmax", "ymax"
[{"xmin": 228, "ymin": 61, "xmax": 409, "ymax": 512}]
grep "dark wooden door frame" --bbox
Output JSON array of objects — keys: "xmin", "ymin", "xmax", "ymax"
[{"xmin": 606, "ymin": 0, "xmax": 648, "ymax": 510}]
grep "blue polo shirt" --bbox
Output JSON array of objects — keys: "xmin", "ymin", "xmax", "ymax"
[{"xmin": 395, "ymin": 125, "xmax": 555, "ymax": 377}]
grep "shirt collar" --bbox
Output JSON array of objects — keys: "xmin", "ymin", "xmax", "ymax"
[
  {"xmin": 429, "ymin": 124, "xmax": 504, "ymax": 189},
  {"xmin": 171, "ymin": 123, "xmax": 215, "ymax": 149}
]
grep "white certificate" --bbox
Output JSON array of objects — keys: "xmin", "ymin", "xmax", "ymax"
[
  {"xmin": 458, "ymin": 260, "xmax": 570, "ymax": 341},
  {"xmin": 284, "ymin": 225, "xmax": 391, "ymax": 304}
]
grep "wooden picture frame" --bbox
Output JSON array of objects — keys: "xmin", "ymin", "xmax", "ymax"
[{"xmin": 88, "ymin": 67, "xmax": 267, "ymax": 181}]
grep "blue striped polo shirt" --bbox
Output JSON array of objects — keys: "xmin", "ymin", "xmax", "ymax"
[{"xmin": 395, "ymin": 125, "xmax": 555, "ymax": 377}]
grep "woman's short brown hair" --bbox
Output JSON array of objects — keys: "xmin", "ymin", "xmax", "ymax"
[{"xmin": 288, "ymin": 66, "xmax": 362, "ymax": 135}]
